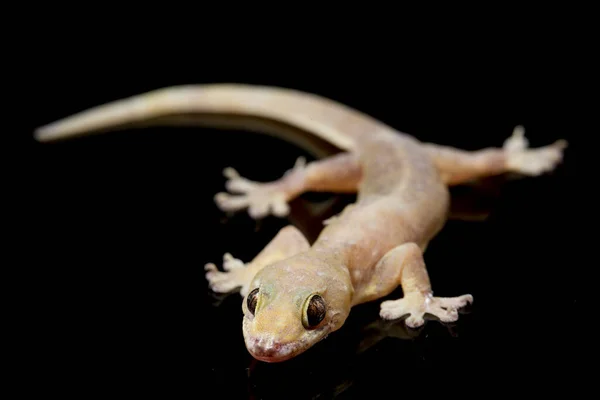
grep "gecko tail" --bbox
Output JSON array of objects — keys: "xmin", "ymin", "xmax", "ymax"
[
  {"xmin": 34, "ymin": 84, "xmax": 366, "ymax": 150},
  {"xmin": 34, "ymin": 86, "xmax": 200, "ymax": 142},
  {"xmin": 34, "ymin": 98, "xmax": 138, "ymax": 142}
]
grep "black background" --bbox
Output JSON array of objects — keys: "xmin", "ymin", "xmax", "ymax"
[{"xmin": 24, "ymin": 19, "xmax": 587, "ymax": 399}]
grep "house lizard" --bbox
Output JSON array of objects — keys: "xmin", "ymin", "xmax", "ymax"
[{"xmin": 34, "ymin": 84, "xmax": 567, "ymax": 362}]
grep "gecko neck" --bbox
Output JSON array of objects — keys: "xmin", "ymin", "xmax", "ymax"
[
  {"xmin": 310, "ymin": 236, "xmax": 373, "ymax": 273},
  {"xmin": 306, "ymin": 242, "xmax": 353, "ymax": 274}
]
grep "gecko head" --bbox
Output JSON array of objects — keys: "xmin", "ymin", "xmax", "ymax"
[{"xmin": 241, "ymin": 257, "xmax": 353, "ymax": 362}]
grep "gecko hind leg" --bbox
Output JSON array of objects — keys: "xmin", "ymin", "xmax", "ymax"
[
  {"xmin": 214, "ymin": 152, "xmax": 362, "ymax": 219},
  {"xmin": 375, "ymin": 243, "xmax": 473, "ymax": 327},
  {"xmin": 424, "ymin": 125, "xmax": 567, "ymax": 186},
  {"xmin": 204, "ymin": 225, "xmax": 310, "ymax": 297},
  {"xmin": 215, "ymin": 157, "xmax": 307, "ymax": 219}
]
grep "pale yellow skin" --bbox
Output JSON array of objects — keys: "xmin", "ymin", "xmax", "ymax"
[{"xmin": 34, "ymin": 84, "xmax": 567, "ymax": 362}]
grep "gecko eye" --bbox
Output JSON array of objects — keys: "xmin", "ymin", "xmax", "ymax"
[
  {"xmin": 302, "ymin": 294, "xmax": 326, "ymax": 329},
  {"xmin": 247, "ymin": 288, "xmax": 259, "ymax": 315}
]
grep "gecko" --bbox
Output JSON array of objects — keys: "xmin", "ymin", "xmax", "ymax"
[{"xmin": 34, "ymin": 84, "xmax": 567, "ymax": 362}]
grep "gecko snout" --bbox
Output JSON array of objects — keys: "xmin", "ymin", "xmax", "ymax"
[{"xmin": 252, "ymin": 337, "xmax": 280, "ymax": 355}]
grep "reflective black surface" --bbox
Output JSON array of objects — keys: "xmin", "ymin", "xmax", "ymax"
[{"xmin": 28, "ymin": 55, "xmax": 582, "ymax": 397}]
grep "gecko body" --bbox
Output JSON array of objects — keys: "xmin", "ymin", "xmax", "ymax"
[{"xmin": 35, "ymin": 84, "xmax": 567, "ymax": 362}]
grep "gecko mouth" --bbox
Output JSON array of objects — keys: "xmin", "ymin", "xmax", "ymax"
[
  {"xmin": 246, "ymin": 337, "xmax": 303, "ymax": 362},
  {"xmin": 252, "ymin": 352, "xmax": 296, "ymax": 363}
]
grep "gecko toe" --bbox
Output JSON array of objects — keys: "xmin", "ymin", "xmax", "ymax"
[
  {"xmin": 223, "ymin": 167, "xmax": 240, "ymax": 179},
  {"xmin": 204, "ymin": 262, "xmax": 218, "ymax": 272},
  {"xmin": 430, "ymin": 306, "xmax": 459, "ymax": 323},
  {"xmin": 271, "ymin": 200, "xmax": 290, "ymax": 217},
  {"xmin": 405, "ymin": 314, "xmax": 425, "ymax": 328},
  {"xmin": 222, "ymin": 253, "xmax": 245, "ymax": 271},
  {"xmin": 248, "ymin": 202, "xmax": 271, "ymax": 219}
]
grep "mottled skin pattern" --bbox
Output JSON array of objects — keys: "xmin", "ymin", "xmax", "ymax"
[{"xmin": 34, "ymin": 84, "xmax": 567, "ymax": 362}]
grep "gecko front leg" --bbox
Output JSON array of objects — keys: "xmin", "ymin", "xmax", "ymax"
[
  {"xmin": 367, "ymin": 243, "xmax": 472, "ymax": 327},
  {"xmin": 204, "ymin": 225, "xmax": 310, "ymax": 297},
  {"xmin": 214, "ymin": 152, "xmax": 362, "ymax": 219}
]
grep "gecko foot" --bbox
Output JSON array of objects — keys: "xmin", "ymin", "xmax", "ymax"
[
  {"xmin": 204, "ymin": 252, "xmax": 252, "ymax": 295},
  {"xmin": 503, "ymin": 125, "xmax": 568, "ymax": 176},
  {"xmin": 214, "ymin": 158, "xmax": 306, "ymax": 219},
  {"xmin": 379, "ymin": 292, "xmax": 473, "ymax": 328}
]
